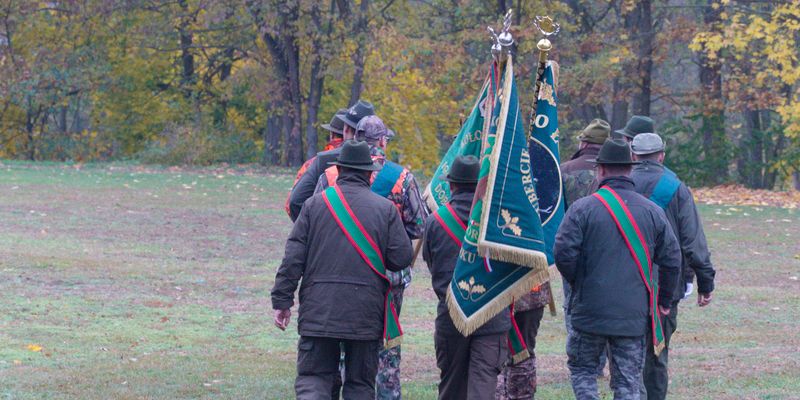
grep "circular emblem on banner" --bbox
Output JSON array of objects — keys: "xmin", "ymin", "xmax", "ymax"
[{"xmin": 528, "ymin": 137, "xmax": 562, "ymax": 226}]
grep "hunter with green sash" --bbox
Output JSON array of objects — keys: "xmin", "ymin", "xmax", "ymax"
[
  {"xmin": 554, "ymin": 139, "xmax": 682, "ymax": 400},
  {"xmin": 271, "ymin": 140, "xmax": 413, "ymax": 400},
  {"xmin": 424, "ymin": 155, "xmax": 519, "ymax": 399}
]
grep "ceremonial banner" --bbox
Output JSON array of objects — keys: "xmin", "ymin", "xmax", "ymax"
[
  {"xmin": 528, "ymin": 61, "xmax": 564, "ymax": 263},
  {"xmin": 447, "ymin": 56, "xmax": 550, "ymax": 338},
  {"xmin": 423, "ymin": 75, "xmax": 492, "ymax": 211}
]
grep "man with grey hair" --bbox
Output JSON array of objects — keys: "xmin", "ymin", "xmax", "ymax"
[
  {"xmin": 630, "ymin": 133, "xmax": 716, "ymax": 400},
  {"xmin": 316, "ymin": 115, "xmax": 427, "ymax": 400}
]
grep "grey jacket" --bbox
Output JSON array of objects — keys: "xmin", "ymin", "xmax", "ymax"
[
  {"xmin": 271, "ymin": 170, "xmax": 413, "ymax": 340},
  {"xmin": 423, "ymin": 190, "xmax": 511, "ymax": 337},
  {"xmin": 631, "ymin": 161, "xmax": 716, "ymax": 302},
  {"xmin": 554, "ymin": 176, "xmax": 681, "ymax": 337}
]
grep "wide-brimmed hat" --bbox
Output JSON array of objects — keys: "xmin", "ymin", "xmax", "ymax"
[
  {"xmin": 631, "ymin": 133, "xmax": 665, "ymax": 155},
  {"xmin": 338, "ymin": 100, "xmax": 375, "ymax": 129},
  {"xmin": 329, "ymin": 140, "xmax": 382, "ymax": 171},
  {"xmin": 614, "ymin": 115, "xmax": 655, "ymax": 139},
  {"xmin": 577, "ymin": 119, "xmax": 611, "ymax": 144},
  {"xmin": 588, "ymin": 139, "xmax": 641, "ymax": 165},
  {"xmin": 439, "ymin": 155, "xmax": 479, "ymax": 184},
  {"xmin": 356, "ymin": 115, "xmax": 391, "ymax": 141},
  {"xmin": 321, "ymin": 108, "xmax": 348, "ymax": 135}
]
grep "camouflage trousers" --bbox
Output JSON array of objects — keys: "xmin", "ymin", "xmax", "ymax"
[
  {"xmin": 496, "ymin": 306, "xmax": 545, "ymax": 399},
  {"xmin": 567, "ymin": 330, "xmax": 645, "ymax": 400},
  {"xmin": 375, "ymin": 284, "xmax": 405, "ymax": 400}
]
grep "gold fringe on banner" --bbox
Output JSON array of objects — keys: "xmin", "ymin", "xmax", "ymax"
[{"xmin": 446, "ymin": 264, "xmax": 550, "ymax": 337}]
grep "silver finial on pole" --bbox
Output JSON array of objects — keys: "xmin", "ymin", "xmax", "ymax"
[{"xmin": 489, "ymin": 9, "xmax": 514, "ymax": 62}]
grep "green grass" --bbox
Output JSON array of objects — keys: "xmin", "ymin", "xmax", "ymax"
[{"xmin": 0, "ymin": 162, "xmax": 798, "ymax": 399}]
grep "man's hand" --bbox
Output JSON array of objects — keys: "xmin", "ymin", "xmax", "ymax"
[
  {"xmin": 274, "ymin": 309, "xmax": 291, "ymax": 330},
  {"xmin": 658, "ymin": 305, "xmax": 671, "ymax": 317},
  {"xmin": 697, "ymin": 292, "xmax": 713, "ymax": 307}
]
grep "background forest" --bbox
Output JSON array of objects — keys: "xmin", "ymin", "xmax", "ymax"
[{"xmin": 0, "ymin": 0, "xmax": 798, "ymax": 189}]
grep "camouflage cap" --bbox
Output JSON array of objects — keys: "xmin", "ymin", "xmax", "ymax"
[
  {"xmin": 576, "ymin": 119, "xmax": 611, "ymax": 144},
  {"xmin": 631, "ymin": 132, "xmax": 665, "ymax": 155},
  {"xmin": 355, "ymin": 115, "xmax": 390, "ymax": 141}
]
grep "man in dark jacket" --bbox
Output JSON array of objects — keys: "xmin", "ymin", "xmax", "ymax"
[
  {"xmin": 630, "ymin": 133, "xmax": 715, "ymax": 400},
  {"xmin": 315, "ymin": 116, "xmax": 427, "ymax": 400},
  {"xmin": 271, "ymin": 140, "xmax": 414, "ymax": 400},
  {"xmin": 554, "ymin": 139, "xmax": 681, "ymax": 400},
  {"xmin": 287, "ymin": 100, "xmax": 375, "ymax": 221},
  {"xmin": 423, "ymin": 155, "xmax": 510, "ymax": 400},
  {"xmin": 612, "ymin": 115, "xmax": 655, "ymax": 143}
]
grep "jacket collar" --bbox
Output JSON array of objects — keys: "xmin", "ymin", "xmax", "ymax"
[
  {"xmin": 570, "ymin": 143, "xmax": 601, "ymax": 160},
  {"xmin": 598, "ymin": 175, "xmax": 636, "ymax": 191},
  {"xmin": 633, "ymin": 160, "xmax": 665, "ymax": 172},
  {"xmin": 336, "ymin": 169, "xmax": 372, "ymax": 188},
  {"xmin": 450, "ymin": 190, "xmax": 475, "ymax": 203}
]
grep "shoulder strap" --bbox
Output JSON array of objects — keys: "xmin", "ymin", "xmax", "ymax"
[
  {"xmin": 592, "ymin": 187, "xmax": 666, "ymax": 356},
  {"xmin": 433, "ymin": 203, "xmax": 467, "ymax": 246},
  {"xmin": 324, "ymin": 166, "xmax": 339, "ymax": 187},
  {"xmin": 649, "ymin": 167, "xmax": 680, "ymax": 210},
  {"xmin": 372, "ymin": 161, "xmax": 405, "ymax": 198}
]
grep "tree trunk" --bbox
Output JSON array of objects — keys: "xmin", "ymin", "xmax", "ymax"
[
  {"xmin": 263, "ymin": 113, "xmax": 282, "ymax": 165},
  {"xmin": 630, "ymin": 0, "xmax": 652, "ymax": 116},
  {"xmin": 739, "ymin": 108, "xmax": 765, "ymax": 188},
  {"xmin": 611, "ymin": 78, "xmax": 628, "ymax": 130},
  {"xmin": 177, "ymin": 0, "xmax": 195, "ymax": 100},
  {"xmin": 348, "ymin": 0, "xmax": 369, "ymax": 106}
]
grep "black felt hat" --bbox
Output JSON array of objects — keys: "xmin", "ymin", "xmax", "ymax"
[
  {"xmin": 440, "ymin": 155, "xmax": 480, "ymax": 184},
  {"xmin": 588, "ymin": 139, "xmax": 641, "ymax": 165},
  {"xmin": 338, "ymin": 100, "xmax": 375, "ymax": 129},
  {"xmin": 321, "ymin": 108, "xmax": 348, "ymax": 134},
  {"xmin": 614, "ymin": 115, "xmax": 655, "ymax": 139},
  {"xmin": 329, "ymin": 140, "xmax": 382, "ymax": 171}
]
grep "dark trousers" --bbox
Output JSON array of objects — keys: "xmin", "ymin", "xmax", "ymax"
[
  {"xmin": 564, "ymin": 281, "xmax": 607, "ymax": 377},
  {"xmin": 641, "ymin": 304, "xmax": 679, "ymax": 400},
  {"xmin": 567, "ymin": 330, "xmax": 645, "ymax": 400},
  {"xmin": 496, "ymin": 307, "xmax": 544, "ymax": 399},
  {"xmin": 295, "ymin": 336, "xmax": 381, "ymax": 400},
  {"xmin": 435, "ymin": 330, "xmax": 507, "ymax": 400}
]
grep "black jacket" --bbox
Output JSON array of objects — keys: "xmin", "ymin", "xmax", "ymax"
[
  {"xmin": 631, "ymin": 161, "xmax": 716, "ymax": 301},
  {"xmin": 288, "ymin": 148, "xmax": 342, "ymax": 221},
  {"xmin": 271, "ymin": 170, "xmax": 414, "ymax": 340},
  {"xmin": 554, "ymin": 176, "xmax": 681, "ymax": 337},
  {"xmin": 423, "ymin": 190, "xmax": 511, "ymax": 337}
]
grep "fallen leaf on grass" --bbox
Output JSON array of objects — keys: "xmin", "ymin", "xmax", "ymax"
[{"xmin": 26, "ymin": 344, "xmax": 42, "ymax": 352}]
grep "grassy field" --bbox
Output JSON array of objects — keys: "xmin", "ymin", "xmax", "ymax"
[{"xmin": 0, "ymin": 161, "xmax": 798, "ymax": 400}]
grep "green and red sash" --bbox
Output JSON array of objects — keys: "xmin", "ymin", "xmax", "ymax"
[
  {"xmin": 321, "ymin": 185, "xmax": 403, "ymax": 348},
  {"xmin": 434, "ymin": 203, "xmax": 529, "ymax": 363},
  {"xmin": 433, "ymin": 203, "xmax": 467, "ymax": 247},
  {"xmin": 592, "ymin": 187, "xmax": 666, "ymax": 356}
]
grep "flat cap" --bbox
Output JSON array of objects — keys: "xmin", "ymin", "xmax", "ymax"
[{"xmin": 631, "ymin": 133, "xmax": 665, "ymax": 155}]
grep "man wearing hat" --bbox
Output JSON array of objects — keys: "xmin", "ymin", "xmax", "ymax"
[
  {"xmin": 613, "ymin": 115, "xmax": 656, "ymax": 142},
  {"xmin": 315, "ymin": 115, "xmax": 427, "ymax": 400},
  {"xmin": 554, "ymin": 139, "xmax": 681, "ymax": 399},
  {"xmin": 559, "ymin": 118, "xmax": 611, "ymax": 377},
  {"xmin": 422, "ymin": 155, "xmax": 510, "ymax": 400},
  {"xmin": 271, "ymin": 140, "xmax": 414, "ymax": 400},
  {"xmin": 630, "ymin": 133, "xmax": 716, "ymax": 400},
  {"xmin": 284, "ymin": 108, "xmax": 348, "ymax": 218},
  {"xmin": 287, "ymin": 100, "xmax": 375, "ymax": 221}
]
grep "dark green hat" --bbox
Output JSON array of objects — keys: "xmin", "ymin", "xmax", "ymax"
[
  {"xmin": 329, "ymin": 140, "xmax": 382, "ymax": 171},
  {"xmin": 440, "ymin": 155, "xmax": 479, "ymax": 184},
  {"xmin": 338, "ymin": 100, "xmax": 375, "ymax": 129},
  {"xmin": 321, "ymin": 108, "xmax": 348, "ymax": 135},
  {"xmin": 577, "ymin": 119, "xmax": 611, "ymax": 144},
  {"xmin": 588, "ymin": 139, "xmax": 641, "ymax": 165},
  {"xmin": 614, "ymin": 115, "xmax": 655, "ymax": 139}
]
